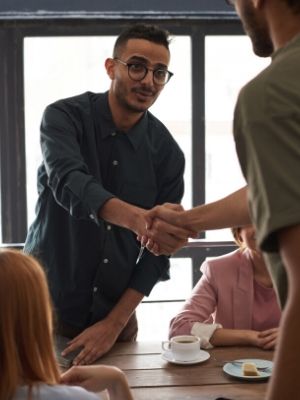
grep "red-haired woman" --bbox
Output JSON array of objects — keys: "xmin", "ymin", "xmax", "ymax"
[{"xmin": 0, "ymin": 249, "xmax": 133, "ymax": 400}]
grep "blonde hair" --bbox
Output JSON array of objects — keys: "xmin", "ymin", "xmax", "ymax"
[{"xmin": 0, "ymin": 249, "xmax": 60, "ymax": 400}]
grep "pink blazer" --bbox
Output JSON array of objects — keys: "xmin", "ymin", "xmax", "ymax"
[{"xmin": 169, "ymin": 249, "xmax": 280, "ymax": 338}]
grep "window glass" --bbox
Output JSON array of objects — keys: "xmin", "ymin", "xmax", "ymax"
[
  {"xmin": 24, "ymin": 36, "xmax": 115, "ymax": 225},
  {"xmin": 205, "ymin": 35, "xmax": 270, "ymax": 240},
  {"xmin": 137, "ymin": 300, "xmax": 184, "ymax": 341},
  {"xmin": 137, "ymin": 258, "xmax": 192, "ymax": 340}
]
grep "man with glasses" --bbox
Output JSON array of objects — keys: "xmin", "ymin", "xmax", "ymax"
[
  {"xmin": 24, "ymin": 23, "xmax": 191, "ymax": 365},
  {"xmin": 143, "ymin": 1, "xmax": 300, "ymax": 399}
]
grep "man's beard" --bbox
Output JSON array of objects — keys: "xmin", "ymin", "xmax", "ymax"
[
  {"xmin": 240, "ymin": 2, "xmax": 274, "ymax": 57},
  {"xmin": 116, "ymin": 85, "xmax": 157, "ymax": 114}
]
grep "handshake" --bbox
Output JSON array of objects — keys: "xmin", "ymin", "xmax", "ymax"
[{"xmin": 137, "ymin": 203, "xmax": 198, "ymax": 256}]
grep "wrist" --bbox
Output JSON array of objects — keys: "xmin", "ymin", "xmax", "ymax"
[
  {"xmin": 245, "ymin": 330, "xmax": 258, "ymax": 346},
  {"xmin": 99, "ymin": 198, "xmax": 144, "ymax": 234},
  {"xmin": 105, "ymin": 314, "xmax": 126, "ymax": 333},
  {"xmin": 126, "ymin": 206, "xmax": 146, "ymax": 235},
  {"xmin": 184, "ymin": 209, "xmax": 197, "ymax": 231}
]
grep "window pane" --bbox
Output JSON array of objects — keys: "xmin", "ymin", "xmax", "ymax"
[
  {"xmin": 136, "ymin": 301, "xmax": 184, "ymax": 341},
  {"xmin": 151, "ymin": 36, "xmax": 192, "ymax": 210},
  {"xmin": 24, "ymin": 36, "xmax": 115, "ymax": 225},
  {"xmin": 24, "ymin": 35, "xmax": 192, "ymax": 226},
  {"xmin": 148, "ymin": 258, "xmax": 192, "ymax": 301},
  {"xmin": 205, "ymin": 36, "xmax": 270, "ymax": 240}
]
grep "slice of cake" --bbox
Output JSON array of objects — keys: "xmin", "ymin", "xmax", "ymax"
[{"xmin": 242, "ymin": 362, "xmax": 260, "ymax": 376}]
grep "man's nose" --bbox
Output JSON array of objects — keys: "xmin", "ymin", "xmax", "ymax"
[{"xmin": 140, "ymin": 70, "xmax": 155, "ymax": 86}]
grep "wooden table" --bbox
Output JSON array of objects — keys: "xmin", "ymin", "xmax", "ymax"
[{"xmin": 96, "ymin": 342, "xmax": 274, "ymax": 399}]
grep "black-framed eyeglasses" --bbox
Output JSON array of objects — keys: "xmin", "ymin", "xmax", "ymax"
[
  {"xmin": 114, "ymin": 58, "xmax": 174, "ymax": 85},
  {"xmin": 225, "ymin": 0, "xmax": 235, "ymax": 5}
]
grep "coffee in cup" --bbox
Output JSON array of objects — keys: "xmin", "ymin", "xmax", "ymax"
[{"xmin": 161, "ymin": 335, "xmax": 201, "ymax": 361}]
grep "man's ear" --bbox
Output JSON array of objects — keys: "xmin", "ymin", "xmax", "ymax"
[{"xmin": 105, "ymin": 58, "xmax": 115, "ymax": 79}]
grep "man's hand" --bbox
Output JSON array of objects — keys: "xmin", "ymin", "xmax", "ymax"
[
  {"xmin": 139, "ymin": 203, "xmax": 197, "ymax": 256},
  {"xmin": 62, "ymin": 288, "xmax": 143, "ymax": 366},
  {"xmin": 61, "ymin": 318, "xmax": 122, "ymax": 365}
]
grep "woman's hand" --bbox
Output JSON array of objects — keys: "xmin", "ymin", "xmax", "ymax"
[
  {"xmin": 60, "ymin": 365, "xmax": 133, "ymax": 400},
  {"xmin": 256, "ymin": 328, "xmax": 279, "ymax": 350}
]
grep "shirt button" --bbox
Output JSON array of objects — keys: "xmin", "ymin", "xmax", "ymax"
[
  {"xmin": 93, "ymin": 287, "xmax": 98, "ymax": 293},
  {"xmin": 103, "ymin": 258, "xmax": 109, "ymax": 264},
  {"xmin": 107, "ymin": 225, "xmax": 112, "ymax": 231},
  {"xmin": 112, "ymin": 160, "xmax": 118, "ymax": 166},
  {"xmin": 111, "ymin": 132, "xmax": 117, "ymax": 137}
]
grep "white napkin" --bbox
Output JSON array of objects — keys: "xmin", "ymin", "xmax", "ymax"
[{"xmin": 191, "ymin": 322, "xmax": 222, "ymax": 349}]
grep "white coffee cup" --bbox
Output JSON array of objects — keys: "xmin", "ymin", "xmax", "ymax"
[{"xmin": 161, "ymin": 335, "xmax": 201, "ymax": 361}]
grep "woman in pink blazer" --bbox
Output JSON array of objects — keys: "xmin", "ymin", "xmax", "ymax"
[{"xmin": 169, "ymin": 225, "xmax": 281, "ymax": 349}]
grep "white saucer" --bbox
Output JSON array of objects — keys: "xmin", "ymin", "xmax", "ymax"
[
  {"xmin": 162, "ymin": 349, "xmax": 210, "ymax": 365},
  {"xmin": 223, "ymin": 358, "xmax": 273, "ymax": 381}
]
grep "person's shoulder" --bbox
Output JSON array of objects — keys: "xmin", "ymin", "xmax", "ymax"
[
  {"xmin": 13, "ymin": 384, "xmax": 100, "ymax": 400},
  {"xmin": 40, "ymin": 384, "xmax": 99, "ymax": 400},
  {"xmin": 147, "ymin": 111, "xmax": 169, "ymax": 130},
  {"xmin": 146, "ymin": 111, "xmax": 184, "ymax": 153},
  {"xmin": 48, "ymin": 91, "xmax": 100, "ymax": 110},
  {"xmin": 42, "ymin": 91, "xmax": 104, "ymax": 126},
  {"xmin": 240, "ymin": 40, "xmax": 300, "ymax": 102},
  {"xmin": 201, "ymin": 249, "xmax": 241, "ymax": 274}
]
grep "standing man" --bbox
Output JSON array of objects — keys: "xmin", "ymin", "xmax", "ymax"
[
  {"xmin": 144, "ymin": 1, "xmax": 300, "ymax": 398},
  {"xmin": 24, "ymin": 23, "xmax": 191, "ymax": 365}
]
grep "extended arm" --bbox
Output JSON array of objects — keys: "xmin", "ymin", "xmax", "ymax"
[
  {"xmin": 183, "ymin": 186, "xmax": 250, "ymax": 232},
  {"xmin": 99, "ymin": 197, "xmax": 194, "ymax": 241},
  {"xmin": 144, "ymin": 186, "xmax": 251, "ymax": 255}
]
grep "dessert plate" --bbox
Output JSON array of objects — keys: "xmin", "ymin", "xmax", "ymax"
[
  {"xmin": 223, "ymin": 358, "xmax": 273, "ymax": 381},
  {"xmin": 162, "ymin": 349, "xmax": 210, "ymax": 365}
]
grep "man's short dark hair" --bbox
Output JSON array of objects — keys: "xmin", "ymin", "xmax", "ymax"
[{"xmin": 113, "ymin": 23, "xmax": 171, "ymax": 58}]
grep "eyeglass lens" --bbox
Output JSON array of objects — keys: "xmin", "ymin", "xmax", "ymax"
[{"xmin": 128, "ymin": 63, "xmax": 171, "ymax": 85}]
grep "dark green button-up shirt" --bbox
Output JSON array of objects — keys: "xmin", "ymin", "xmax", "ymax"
[{"xmin": 24, "ymin": 91, "xmax": 185, "ymax": 329}]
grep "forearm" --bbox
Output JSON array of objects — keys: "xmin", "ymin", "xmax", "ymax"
[
  {"xmin": 107, "ymin": 369, "xmax": 134, "ymax": 400},
  {"xmin": 183, "ymin": 186, "xmax": 251, "ymax": 232},
  {"xmin": 210, "ymin": 328, "xmax": 258, "ymax": 347},
  {"xmin": 106, "ymin": 288, "xmax": 144, "ymax": 332},
  {"xmin": 98, "ymin": 198, "xmax": 146, "ymax": 235}
]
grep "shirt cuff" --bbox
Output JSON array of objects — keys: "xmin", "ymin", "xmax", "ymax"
[{"xmin": 191, "ymin": 322, "xmax": 222, "ymax": 349}]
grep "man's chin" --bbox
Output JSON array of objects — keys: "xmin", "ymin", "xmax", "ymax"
[{"xmin": 128, "ymin": 99, "xmax": 154, "ymax": 113}]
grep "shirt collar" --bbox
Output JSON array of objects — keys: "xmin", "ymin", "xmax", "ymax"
[{"xmin": 95, "ymin": 91, "xmax": 148, "ymax": 151}]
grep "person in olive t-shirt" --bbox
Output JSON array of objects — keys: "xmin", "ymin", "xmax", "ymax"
[{"xmin": 142, "ymin": 2, "xmax": 300, "ymax": 399}]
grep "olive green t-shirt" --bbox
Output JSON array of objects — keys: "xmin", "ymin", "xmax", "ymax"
[{"xmin": 233, "ymin": 34, "xmax": 300, "ymax": 308}]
